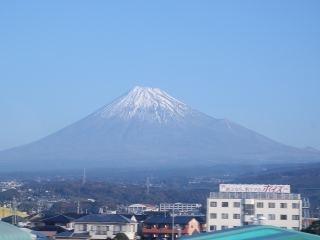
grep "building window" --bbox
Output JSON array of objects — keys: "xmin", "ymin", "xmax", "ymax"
[
  {"xmin": 222, "ymin": 202, "xmax": 228, "ymax": 207},
  {"xmin": 292, "ymin": 227, "xmax": 299, "ymax": 231},
  {"xmin": 292, "ymin": 215, "xmax": 299, "ymax": 220},
  {"xmin": 221, "ymin": 213, "xmax": 228, "ymax": 219},
  {"xmin": 210, "ymin": 202, "xmax": 217, "ymax": 207},
  {"xmin": 243, "ymin": 204, "xmax": 254, "ymax": 215},
  {"xmin": 280, "ymin": 203, "xmax": 287, "ymax": 208},
  {"xmin": 280, "ymin": 215, "xmax": 287, "ymax": 220},
  {"xmin": 210, "ymin": 213, "xmax": 217, "ymax": 219},
  {"xmin": 257, "ymin": 202, "xmax": 263, "ymax": 208},
  {"xmin": 268, "ymin": 203, "xmax": 275, "ymax": 208},
  {"xmin": 257, "ymin": 214, "xmax": 264, "ymax": 218},
  {"xmin": 209, "ymin": 225, "xmax": 216, "ymax": 231},
  {"xmin": 268, "ymin": 214, "xmax": 275, "ymax": 220},
  {"xmin": 221, "ymin": 226, "xmax": 228, "ymax": 230},
  {"xmin": 233, "ymin": 214, "xmax": 240, "ymax": 219},
  {"xmin": 292, "ymin": 203, "xmax": 299, "ymax": 209},
  {"xmin": 233, "ymin": 202, "xmax": 240, "ymax": 208}
]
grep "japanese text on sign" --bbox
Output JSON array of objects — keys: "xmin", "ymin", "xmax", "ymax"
[{"xmin": 219, "ymin": 184, "xmax": 290, "ymax": 193}]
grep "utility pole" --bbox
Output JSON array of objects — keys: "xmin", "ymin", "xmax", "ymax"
[
  {"xmin": 37, "ymin": 200, "xmax": 43, "ymax": 213},
  {"xmin": 77, "ymin": 199, "xmax": 81, "ymax": 214},
  {"xmin": 146, "ymin": 177, "xmax": 150, "ymax": 194},
  {"xmin": 172, "ymin": 206, "xmax": 175, "ymax": 240},
  {"xmin": 82, "ymin": 168, "xmax": 86, "ymax": 185},
  {"xmin": 146, "ymin": 175, "xmax": 155, "ymax": 194},
  {"xmin": 12, "ymin": 196, "xmax": 17, "ymax": 225}
]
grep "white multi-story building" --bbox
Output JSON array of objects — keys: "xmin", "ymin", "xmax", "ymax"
[
  {"xmin": 160, "ymin": 203, "xmax": 202, "ymax": 212},
  {"xmin": 206, "ymin": 184, "xmax": 302, "ymax": 231}
]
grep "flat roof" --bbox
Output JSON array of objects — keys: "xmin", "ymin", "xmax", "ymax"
[
  {"xmin": 209, "ymin": 192, "xmax": 300, "ymax": 200},
  {"xmin": 181, "ymin": 225, "xmax": 320, "ymax": 240}
]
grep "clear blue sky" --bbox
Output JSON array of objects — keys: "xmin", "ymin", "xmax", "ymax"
[{"xmin": 1, "ymin": 1, "xmax": 319, "ymax": 151}]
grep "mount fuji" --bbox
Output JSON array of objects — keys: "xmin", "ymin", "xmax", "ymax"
[{"xmin": 0, "ymin": 86, "xmax": 319, "ymax": 169}]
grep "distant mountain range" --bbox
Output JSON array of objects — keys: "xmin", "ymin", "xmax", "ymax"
[{"xmin": 0, "ymin": 86, "xmax": 319, "ymax": 170}]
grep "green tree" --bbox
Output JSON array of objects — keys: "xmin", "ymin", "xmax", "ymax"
[
  {"xmin": 114, "ymin": 233, "xmax": 129, "ymax": 240},
  {"xmin": 302, "ymin": 220, "xmax": 320, "ymax": 235}
]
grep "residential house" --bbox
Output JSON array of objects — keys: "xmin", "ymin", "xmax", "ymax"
[
  {"xmin": 54, "ymin": 214, "xmax": 138, "ymax": 240},
  {"xmin": 30, "ymin": 225, "xmax": 67, "ymax": 239},
  {"xmin": 27, "ymin": 211, "xmax": 88, "ymax": 229},
  {"xmin": 142, "ymin": 217, "xmax": 200, "ymax": 240}
]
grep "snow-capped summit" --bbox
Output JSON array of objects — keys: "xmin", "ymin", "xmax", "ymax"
[{"xmin": 94, "ymin": 86, "xmax": 201, "ymax": 124}]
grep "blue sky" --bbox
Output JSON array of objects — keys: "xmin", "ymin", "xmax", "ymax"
[{"xmin": 1, "ymin": 1, "xmax": 319, "ymax": 151}]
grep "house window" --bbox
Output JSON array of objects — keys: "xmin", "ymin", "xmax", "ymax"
[
  {"xmin": 209, "ymin": 225, "xmax": 216, "ymax": 231},
  {"xmin": 221, "ymin": 226, "xmax": 228, "ymax": 230},
  {"xmin": 233, "ymin": 214, "xmax": 240, "ymax": 219},
  {"xmin": 292, "ymin": 215, "xmax": 299, "ymax": 220},
  {"xmin": 96, "ymin": 226, "xmax": 108, "ymax": 235},
  {"xmin": 292, "ymin": 203, "xmax": 299, "ymax": 209},
  {"xmin": 268, "ymin": 214, "xmax": 275, "ymax": 220},
  {"xmin": 268, "ymin": 203, "xmax": 275, "ymax": 208},
  {"xmin": 280, "ymin": 215, "xmax": 287, "ymax": 220},
  {"xmin": 233, "ymin": 202, "xmax": 240, "ymax": 208},
  {"xmin": 243, "ymin": 204, "xmax": 254, "ymax": 215},
  {"xmin": 222, "ymin": 202, "xmax": 228, "ymax": 207},
  {"xmin": 79, "ymin": 224, "xmax": 87, "ymax": 231},
  {"xmin": 210, "ymin": 202, "xmax": 217, "ymax": 207},
  {"xmin": 210, "ymin": 213, "xmax": 217, "ymax": 219},
  {"xmin": 257, "ymin": 202, "xmax": 263, "ymax": 208},
  {"xmin": 221, "ymin": 213, "xmax": 228, "ymax": 219},
  {"xmin": 158, "ymin": 224, "xmax": 165, "ymax": 229},
  {"xmin": 257, "ymin": 214, "xmax": 264, "ymax": 218},
  {"xmin": 292, "ymin": 227, "xmax": 299, "ymax": 231},
  {"xmin": 280, "ymin": 203, "xmax": 287, "ymax": 208}
]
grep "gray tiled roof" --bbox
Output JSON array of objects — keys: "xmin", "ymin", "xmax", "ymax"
[{"xmin": 74, "ymin": 214, "xmax": 136, "ymax": 223}]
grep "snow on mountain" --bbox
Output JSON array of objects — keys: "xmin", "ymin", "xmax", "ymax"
[{"xmin": 94, "ymin": 86, "xmax": 202, "ymax": 124}]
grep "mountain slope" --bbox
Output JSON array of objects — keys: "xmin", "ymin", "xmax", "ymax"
[{"xmin": 0, "ymin": 86, "xmax": 319, "ymax": 168}]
